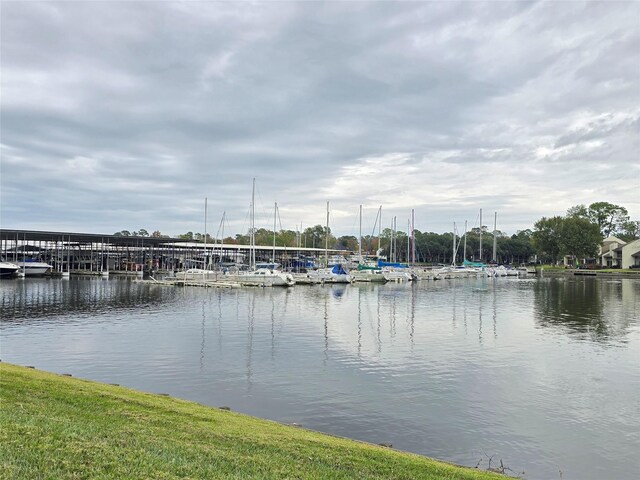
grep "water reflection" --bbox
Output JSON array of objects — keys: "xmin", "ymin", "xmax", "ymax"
[
  {"xmin": 2, "ymin": 277, "xmax": 639, "ymax": 480},
  {"xmin": 533, "ymin": 278, "xmax": 638, "ymax": 343},
  {"xmin": 0, "ymin": 277, "xmax": 171, "ymax": 324}
]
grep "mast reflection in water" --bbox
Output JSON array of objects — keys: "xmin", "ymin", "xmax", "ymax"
[{"xmin": 2, "ymin": 276, "xmax": 639, "ymax": 480}]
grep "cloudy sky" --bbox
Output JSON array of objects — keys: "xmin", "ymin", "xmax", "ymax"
[{"xmin": 1, "ymin": 1, "xmax": 638, "ymax": 238}]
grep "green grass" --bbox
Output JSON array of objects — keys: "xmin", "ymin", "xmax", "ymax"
[{"xmin": 0, "ymin": 363, "xmax": 505, "ymax": 479}]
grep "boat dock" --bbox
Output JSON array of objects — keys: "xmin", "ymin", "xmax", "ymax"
[{"xmin": 0, "ymin": 229, "xmax": 345, "ymax": 276}]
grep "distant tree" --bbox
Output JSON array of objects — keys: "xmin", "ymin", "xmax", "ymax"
[
  {"xmin": 336, "ymin": 235, "xmax": 358, "ymax": 252},
  {"xmin": 178, "ymin": 232, "xmax": 194, "ymax": 240},
  {"xmin": 532, "ymin": 216, "xmax": 565, "ymax": 263},
  {"xmin": 254, "ymin": 228, "xmax": 271, "ymax": 246},
  {"xmin": 151, "ymin": 230, "xmax": 167, "ymax": 238},
  {"xmin": 276, "ymin": 229, "xmax": 297, "ymax": 247},
  {"xmin": 501, "ymin": 231, "xmax": 535, "ymax": 264},
  {"xmin": 515, "ymin": 229, "xmax": 533, "ymax": 238},
  {"xmin": 235, "ymin": 233, "xmax": 248, "ymax": 245},
  {"xmin": 414, "ymin": 231, "xmax": 453, "ymax": 264},
  {"xmin": 303, "ymin": 225, "xmax": 334, "ymax": 249},
  {"xmin": 503, "ymin": 229, "xmax": 535, "ymax": 260},
  {"xmin": 620, "ymin": 220, "xmax": 640, "ymax": 241},
  {"xmin": 533, "ymin": 215, "xmax": 601, "ymax": 263},
  {"xmin": 361, "ymin": 234, "xmax": 379, "ymax": 254},
  {"xmin": 114, "ymin": 230, "xmax": 131, "ymax": 237},
  {"xmin": 586, "ymin": 202, "xmax": 629, "ymax": 236},
  {"xmin": 566, "ymin": 204, "xmax": 589, "ymax": 219},
  {"xmin": 560, "ymin": 216, "xmax": 602, "ymax": 260},
  {"xmin": 136, "ymin": 229, "xmax": 149, "ymax": 237}
]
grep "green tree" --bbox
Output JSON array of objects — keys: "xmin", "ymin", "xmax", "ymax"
[
  {"xmin": 533, "ymin": 215, "xmax": 602, "ymax": 263},
  {"xmin": 619, "ymin": 220, "xmax": 640, "ymax": 241},
  {"xmin": 501, "ymin": 230, "xmax": 535, "ymax": 264},
  {"xmin": 586, "ymin": 202, "xmax": 629, "ymax": 236},
  {"xmin": 113, "ymin": 230, "xmax": 131, "ymax": 237},
  {"xmin": 532, "ymin": 216, "xmax": 565, "ymax": 263},
  {"xmin": 560, "ymin": 216, "xmax": 602, "ymax": 260},
  {"xmin": 336, "ymin": 235, "xmax": 358, "ymax": 252},
  {"xmin": 302, "ymin": 225, "xmax": 334, "ymax": 249},
  {"xmin": 566, "ymin": 204, "xmax": 589, "ymax": 219},
  {"xmin": 276, "ymin": 230, "xmax": 297, "ymax": 248}
]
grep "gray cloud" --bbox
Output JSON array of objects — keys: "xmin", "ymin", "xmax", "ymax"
[{"xmin": 1, "ymin": 1, "xmax": 638, "ymax": 237}]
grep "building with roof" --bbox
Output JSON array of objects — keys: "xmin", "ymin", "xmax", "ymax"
[
  {"xmin": 621, "ymin": 239, "xmax": 640, "ymax": 269},
  {"xmin": 598, "ymin": 236, "xmax": 626, "ymax": 267}
]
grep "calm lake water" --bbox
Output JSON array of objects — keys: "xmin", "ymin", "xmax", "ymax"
[{"xmin": 2, "ymin": 276, "xmax": 639, "ymax": 479}]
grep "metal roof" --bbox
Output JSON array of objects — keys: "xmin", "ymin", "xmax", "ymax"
[
  {"xmin": 0, "ymin": 229, "xmax": 190, "ymax": 246},
  {"xmin": 0, "ymin": 229, "xmax": 348, "ymax": 253}
]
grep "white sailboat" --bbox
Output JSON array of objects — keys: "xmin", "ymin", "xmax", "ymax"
[{"xmin": 231, "ymin": 179, "xmax": 295, "ymax": 287}]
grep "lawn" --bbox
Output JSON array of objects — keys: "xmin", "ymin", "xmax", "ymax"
[{"xmin": 0, "ymin": 363, "xmax": 505, "ymax": 479}]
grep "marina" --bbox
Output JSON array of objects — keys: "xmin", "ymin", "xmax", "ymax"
[
  {"xmin": 0, "ymin": 228, "xmax": 535, "ymax": 285},
  {"xmin": 0, "ymin": 228, "xmax": 347, "ymax": 278}
]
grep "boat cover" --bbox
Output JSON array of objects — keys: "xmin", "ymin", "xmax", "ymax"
[{"xmin": 331, "ymin": 264, "xmax": 348, "ymax": 275}]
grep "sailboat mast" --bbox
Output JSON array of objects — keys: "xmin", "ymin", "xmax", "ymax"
[
  {"xmin": 393, "ymin": 216, "xmax": 397, "ymax": 262},
  {"xmin": 378, "ymin": 205, "xmax": 382, "ymax": 256},
  {"xmin": 407, "ymin": 218, "xmax": 410, "ymax": 264},
  {"xmin": 251, "ymin": 178, "xmax": 256, "ymax": 269},
  {"xmin": 492, "ymin": 211, "xmax": 497, "ymax": 263},
  {"xmin": 204, "ymin": 197, "xmax": 208, "ymax": 270},
  {"xmin": 463, "ymin": 220, "xmax": 468, "ymax": 262},
  {"xmin": 390, "ymin": 218, "xmax": 394, "ymax": 262},
  {"xmin": 325, "ymin": 201, "xmax": 329, "ymax": 267},
  {"xmin": 452, "ymin": 222, "xmax": 456, "ymax": 266},
  {"xmin": 411, "ymin": 209, "xmax": 415, "ymax": 265},
  {"xmin": 359, "ymin": 204, "xmax": 362, "ymax": 262},
  {"xmin": 479, "ymin": 208, "xmax": 483, "ymax": 262},
  {"xmin": 273, "ymin": 202, "xmax": 277, "ymax": 264},
  {"xmin": 220, "ymin": 212, "xmax": 225, "ymax": 267}
]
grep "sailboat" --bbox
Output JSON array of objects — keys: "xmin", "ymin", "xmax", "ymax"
[
  {"xmin": 295, "ymin": 201, "xmax": 352, "ymax": 284},
  {"xmin": 350, "ymin": 205, "xmax": 387, "ymax": 283},
  {"xmin": 222, "ymin": 179, "xmax": 295, "ymax": 287}
]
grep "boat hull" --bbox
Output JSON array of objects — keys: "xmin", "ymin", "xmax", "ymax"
[
  {"xmin": 15, "ymin": 262, "xmax": 53, "ymax": 276},
  {"xmin": 0, "ymin": 262, "xmax": 20, "ymax": 278}
]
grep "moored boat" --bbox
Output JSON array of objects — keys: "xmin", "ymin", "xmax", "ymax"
[
  {"xmin": 174, "ymin": 269, "xmax": 220, "ymax": 281},
  {"xmin": 223, "ymin": 268, "xmax": 295, "ymax": 287},
  {"xmin": 382, "ymin": 267, "xmax": 413, "ymax": 282},
  {"xmin": 351, "ymin": 265, "xmax": 387, "ymax": 283},
  {"xmin": 16, "ymin": 260, "xmax": 53, "ymax": 276},
  {"xmin": 0, "ymin": 261, "xmax": 20, "ymax": 278},
  {"xmin": 307, "ymin": 264, "xmax": 352, "ymax": 284}
]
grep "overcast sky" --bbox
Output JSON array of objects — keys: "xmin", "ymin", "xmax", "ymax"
[{"xmin": 1, "ymin": 1, "xmax": 638, "ymax": 238}]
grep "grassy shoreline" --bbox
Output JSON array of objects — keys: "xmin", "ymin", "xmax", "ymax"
[{"xmin": 0, "ymin": 363, "xmax": 505, "ymax": 479}]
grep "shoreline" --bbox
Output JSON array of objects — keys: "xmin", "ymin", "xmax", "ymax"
[{"xmin": 537, "ymin": 269, "xmax": 640, "ymax": 279}]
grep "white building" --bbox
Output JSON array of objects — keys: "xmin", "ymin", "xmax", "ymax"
[
  {"xmin": 598, "ymin": 236, "xmax": 626, "ymax": 267},
  {"xmin": 621, "ymin": 239, "xmax": 640, "ymax": 269}
]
